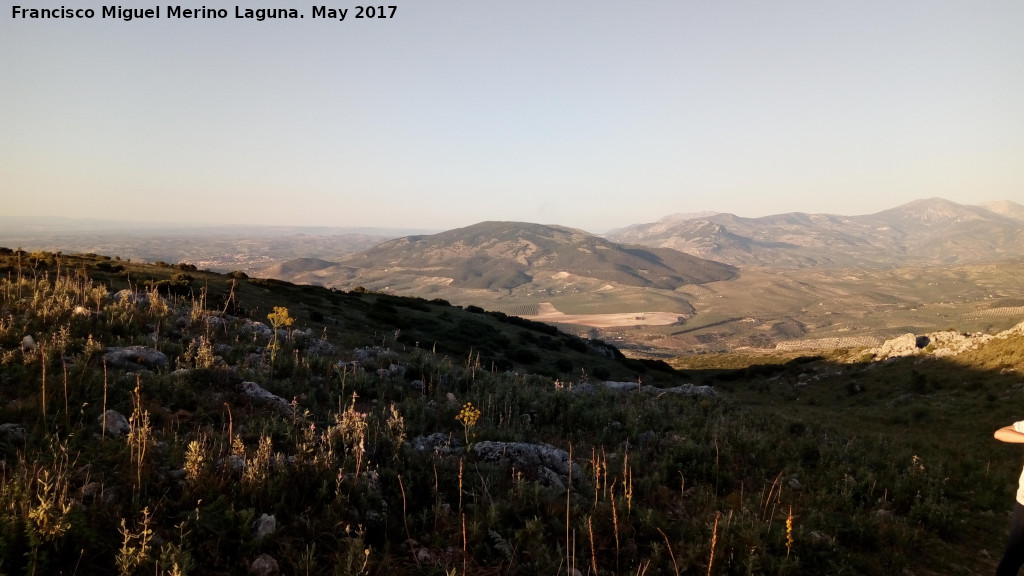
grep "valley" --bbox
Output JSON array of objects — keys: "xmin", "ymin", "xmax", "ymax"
[{"xmin": 4, "ymin": 198, "xmax": 1023, "ymax": 359}]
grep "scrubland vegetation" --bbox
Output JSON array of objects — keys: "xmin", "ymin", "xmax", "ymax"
[{"xmin": 0, "ymin": 248, "xmax": 1022, "ymax": 575}]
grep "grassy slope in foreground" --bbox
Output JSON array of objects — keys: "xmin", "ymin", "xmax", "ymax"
[{"xmin": 0, "ymin": 248, "xmax": 1022, "ymax": 575}]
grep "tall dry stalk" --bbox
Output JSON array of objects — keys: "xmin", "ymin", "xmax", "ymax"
[
  {"xmin": 588, "ymin": 516, "xmax": 598, "ymax": 576},
  {"xmin": 657, "ymin": 527, "xmax": 680, "ymax": 576},
  {"xmin": 399, "ymin": 475, "xmax": 419, "ymax": 568},
  {"xmin": 566, "ymin": 442, "xmax": 572, "ymax": 575},
  {"xmin": 40, "ymin": 342, "xmax": 47, "ymax": 424},
  {"xmin": 707, "ymin": 512, "xmax": 720, "ymax": 576},
  {"xmin": 610, "ymin": 480, "xmax": 620, "ymax": 568},
  {"xmin": 102, "ymin": 359, "xmax": 108, "ymax": 439},
  {"xmin": 62, "ymin": 358, "xmax": 69, "ymax": 428}
]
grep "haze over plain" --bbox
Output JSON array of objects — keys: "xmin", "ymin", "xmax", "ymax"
[{"xmin": 2, "ymin": 1, "xmax": 1022, "ymax": 231}]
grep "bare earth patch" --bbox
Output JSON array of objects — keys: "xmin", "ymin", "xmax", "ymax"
[{"xmin": 523, "ymin": 302, "xmax": 685, "ymax": 328}]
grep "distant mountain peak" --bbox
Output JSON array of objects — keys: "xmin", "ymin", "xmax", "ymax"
[
  {"xmin": 658, "ymin": 211, "xmax": 719, "ymax": 223},
  {"xmin": 327, "ymin": 221, "xmax": 737, "ymax": 291},
  {"xmin": 980, "ymin": 200, "xmax": 1024, "ymax": 221},
  {"xmin": 607, "ymin": 196, "xmax": 1024, "ymax": 268},
  {"xmin": 873, "ymin": 197, "xmax": 994, "ymax": 224}
]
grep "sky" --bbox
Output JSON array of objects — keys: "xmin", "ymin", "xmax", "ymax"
[{"xmin": 2, "ymin": 1, "xmax": 1022, "ymax": 233}]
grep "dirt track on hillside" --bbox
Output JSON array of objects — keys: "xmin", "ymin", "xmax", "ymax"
[{"xmin": 523, "ymin": 302, "xmax": 685, "ymax": 328}]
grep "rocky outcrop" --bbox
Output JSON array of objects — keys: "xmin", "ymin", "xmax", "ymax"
[
  {"xmin": 869, "ymin": 320, "xmax": 1024, "ymax": 361},
  {"xmin": 870, "ymin": 333, "xmax": 923, "ymax": 359}
]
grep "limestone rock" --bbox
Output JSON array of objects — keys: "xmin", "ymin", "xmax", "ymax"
[
  {"xmin": 472, "ymin": 441, "xmax": 581, "ymax": 487},
  {"xmin": 241, "ymin": 382, "xmax": 290, "ymax": 412},
  {"xmin": 602, "ymin": 381, "xmax": 639, "ymax": 392},
  {"xmin": 352, "ymin": 346, "xmax": 396, "ymax": 363},
  {"xmin": 254, "ymin": 513, "xmax": 276, "ymax": 540},
  {"xmin": 0, "ymin": 423, "xmax": 28, "ymax": 444},
  {"xmin": 249, "ymin": 554, "xmax": 280, "ymax": 576},
  {"xmin": 103, "ymin": 346, "xmax": 169, "ymax": 370},
  {"xmin": 99, "ymin": 410, "xmax": 131, "ymax": 436},
  {"xmin": 872, "ymin": 333, "xmax": 923, "ymax": 360},
  {"xmin": 411, "ymin": 433, "xmax": 461, "ymax": 455},
  {"xmin": 306, "ymin": 338, "xmax": 336, "ymax": 356},
  {"xmin": 656, "ymin": 383, "xmax": 718, "ymax": 397},
  {"xmin": 241, "ymin": 320, "xmax": 273, "ymax": 338},
  {"xmin": 113, "ymin": 289, "xmax": 147, "ymax": 306},
  {"xmin": 205, "ymin": 316, "xmax": 227, "ymax": 328}
]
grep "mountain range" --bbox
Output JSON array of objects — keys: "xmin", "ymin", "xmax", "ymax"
[{"xmin": 605, "ymin": 197, "xmax": 1024, "ymax": 268}]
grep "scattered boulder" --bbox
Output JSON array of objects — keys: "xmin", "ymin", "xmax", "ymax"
[
  {"xmin": 79, "ymin": 481, "xmax": 103, "ymax": 501},
  {"xmin": 205, "ymin": 316, "xmax": 227, "ymax": 329},
  {"xmin": 254, "ymin": 513, "xmax": 276, "ymax": 540},
  {"xmin": 240, "ymin": 320, "xmax": 273, "ymax": 338},
  {"xmin": 472, "ymin": 441, "xmax": 581, "ymax": 488},
  {"xmin": 113, "ymin": 289, "xmax": 147, "ymax": 306},
  {"xmin": 99, "ymin": 410, "xmax": 131, "ymax": 436},
  {"xmin": 306, "ymin": 338, "xmax": 336, "ymax": 356},
  {"xmin": 249, "ymin": 554, "xmax": 280, "ymax": 576},
  {"xmin": 338, "ymin": 360, "xmax": 360, "ymax": 372},
  {"xmin": 388, "ymin": 364, "xmax": 406, "ymax": 379},
  {"xmin": 411, "ymin": 433, "xmax": 461, "ymax": 455},
  {"xmin": 103, "ymin": 346, "xmax": 169, "ymax": 370},
  {"xmin": 0, "ymin": 423, "xmax": 28, "ymax": 444},
  {"xmin": 352, "ymin": 346, "xmax": 396, "ymax": 363},
  {"xmin": 241, "ymin": 382, "xmax": 290, "ymax": 412},
  {"xmin": 21, "ymin": 335, "xmax": 36, "ymax": 352}
]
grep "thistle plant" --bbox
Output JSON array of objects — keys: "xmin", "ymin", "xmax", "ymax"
[{"xmin": 455, "ymin": 402, "xmax": 481, "ymax": 451}]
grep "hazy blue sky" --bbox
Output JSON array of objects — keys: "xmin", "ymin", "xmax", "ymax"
[{"xmin": 2, "ymin": 1, "xmax": 1022, "ymax": 232}]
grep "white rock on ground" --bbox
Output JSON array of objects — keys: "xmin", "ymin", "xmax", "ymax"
[
  {"xmin": 102, "ymin": 346, "xmax": 169, "ymax": 370},
  {"xmin": 99, "ymin": 410, "xmax": 131, "ymax": 436},
  {"xmin": 254, "ymin": 513, "xmax": 276, "ymax": 540},
  {"xmin": 249, "ymin": 554, "xmax": 280, "ymax": 576},
  {"xmin": 241, "ymin": 382, "xmax": 290, "ymax": 412}
]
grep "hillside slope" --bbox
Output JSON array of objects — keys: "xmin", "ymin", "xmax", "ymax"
[
  {"xmin": 270, "ymin": 221, "xmax": 737, "ymax": 291},
  {"xmin": 2, "ymin": 248, "xmax": 1022, "ymax": 575}
]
